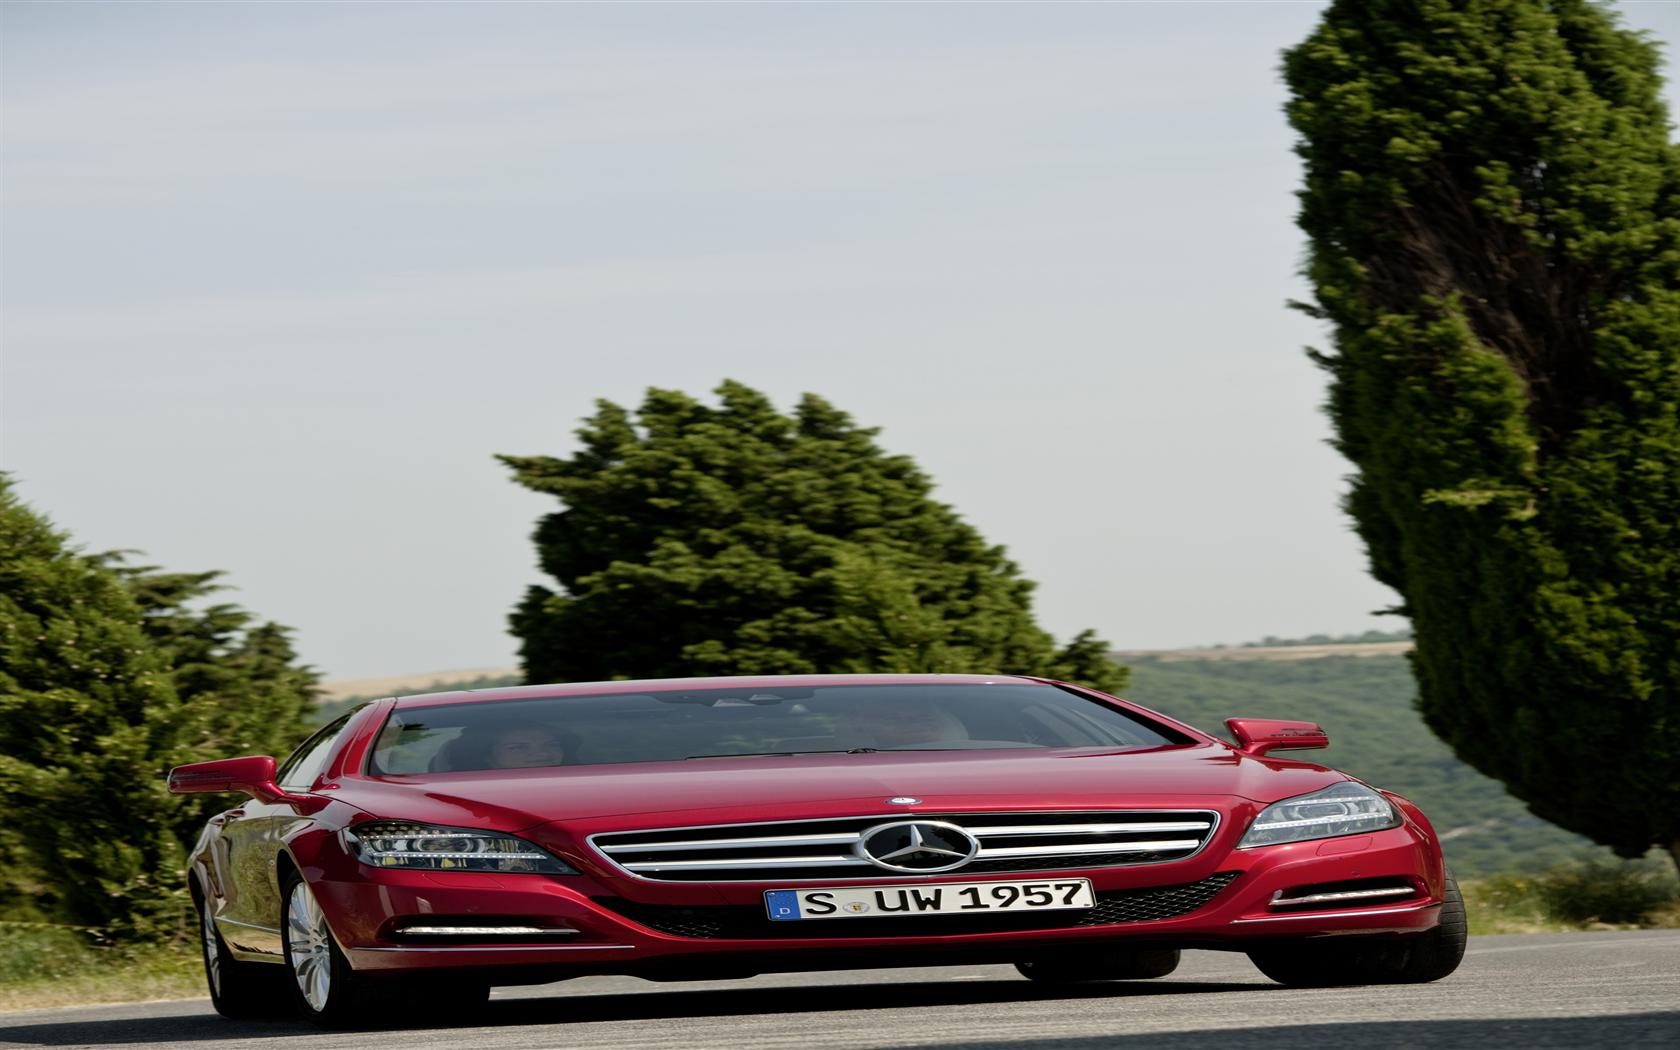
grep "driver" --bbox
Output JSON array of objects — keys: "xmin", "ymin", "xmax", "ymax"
[
  {"xmin": 440, "ymin": 724, "xmax": 572, "ymax": 771},
  {"xmin": 836, "ymin": 700, "xmax": 970, "ymax": 749},
  {"xmin": 486, "ymin": 726, "xmax": 568, "ymax": 769}
]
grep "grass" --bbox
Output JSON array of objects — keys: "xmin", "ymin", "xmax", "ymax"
[
  {"xmin": 1461, "ymin": 857, "xmax": 1680, "ymax": 934},
  {"xmin": 0, "ymin": 926, "xmax": 200, "ymax": 1012}
]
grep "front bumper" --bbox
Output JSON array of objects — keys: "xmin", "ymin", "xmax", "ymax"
[{"xmin": 308, "ymin": 821, "xmax": 1445, "ymax": 976}]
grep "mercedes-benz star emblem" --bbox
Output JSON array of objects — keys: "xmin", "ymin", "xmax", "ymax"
[{"xmin": 855, "ymin": 820, "xmax": 979, "ymax": 873}]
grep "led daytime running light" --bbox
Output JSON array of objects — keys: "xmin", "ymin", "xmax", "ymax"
[
  {"xmin": 347, "ymin": 821, "xmax": 577, "ymax": 874},
  {"xmin": 1238, "ymin": 782, "xmax": 1400, "ymax": 848}
]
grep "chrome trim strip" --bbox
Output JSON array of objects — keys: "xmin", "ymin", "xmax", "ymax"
[
  {"xmin": 624, "ymin": 855, "xmax": 873, "ymax": 872},
  {"xmin": 215, "ymin": 917, "xmax": 282, "ymax": 935},
  {"xmin": 1231, "ymin": 902, "xmax": 1439, "ymax": 924},
  {"xmin": 976, "ymin": 838, "xmax": 1203, "ymax": 860},
  {"xmin": 599, "ymin": 832, "xmax": 863, "ymax": 854},
  {"xmin": 588, "ymin": 809, "xmax": 1223, "ymax": 883},
  {"xmin": 967, "ymin": 822, "xmax": 1212, "ymax": 837},
  {"xmin": 1271, "ymin": 886, "xmax": 1416, "ymax": 907},
  {"xmin": 395, "ymin": 926, "xmax": 578, "ymax": 936},
  {"xmin": 355, "ymin": 943, "xmax": 633, "ymax": 953}
]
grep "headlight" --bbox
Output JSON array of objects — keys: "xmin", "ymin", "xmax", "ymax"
[
  {"xmin": 1238, "ymin": 781, "xmax": 1401, "ymax": 848},
  {"xmin": 346, "ymin": 821, "xmax": 578, "ymax": 874}
]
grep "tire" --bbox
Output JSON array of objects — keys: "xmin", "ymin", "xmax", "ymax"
[
  {"xmin": 1015, "ymin": 948, "xmax": 1181, "ymax": 983},
  {"xmin": 193, "ymin": 884, "xmax": 289, "ymax": 1019},
  {"xmin": 1247, "ymin": 875, "xmax": 1467, "ymax": 987},
  {"xmin": 280, "ymin": 869, "xmax": 491, "ymax": 1028}
]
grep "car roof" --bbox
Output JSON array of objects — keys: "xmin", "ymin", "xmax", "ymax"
[{"xmin": 390, "ymin": 673, "xmax": 1047, "ymax": 710}]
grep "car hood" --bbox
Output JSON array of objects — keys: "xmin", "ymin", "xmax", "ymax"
[{"xmin": 340, "ymin": 743, "xmax": 1348, "ymax": 834}]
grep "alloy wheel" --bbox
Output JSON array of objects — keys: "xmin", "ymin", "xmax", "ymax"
[{"xmin": 285, "ymin": 880, "xmax": 333, "ymax": 1012}]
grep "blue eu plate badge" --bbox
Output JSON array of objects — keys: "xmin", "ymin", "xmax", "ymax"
[{"xmin": 764, "ymin": 891, "xmax": 802, "ymax": 921}]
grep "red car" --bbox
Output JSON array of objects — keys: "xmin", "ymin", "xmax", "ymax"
[{"xmin": 168, "ymin": 674, "xmax": 1464, "ymax": 1026}]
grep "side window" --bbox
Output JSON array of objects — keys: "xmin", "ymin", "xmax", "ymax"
[{"xmin": 276, "ymin": 714, "xmax": 355, "ymax": 790}]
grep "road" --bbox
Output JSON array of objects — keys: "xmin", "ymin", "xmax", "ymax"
[{"xmin": 2, "ymin": 931, "xmax": 1676, "ymax": 1050}]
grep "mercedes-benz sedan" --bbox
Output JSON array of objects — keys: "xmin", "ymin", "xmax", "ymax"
[{"xmin": 168, "ymin": 674, "xmax": 1463, "ymax": 1026}]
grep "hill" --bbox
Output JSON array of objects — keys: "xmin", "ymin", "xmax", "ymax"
[
  {"xmin": 1120, "ymin": 650, "xmax": 1598, "ymax": 875},
  {"xmin": 316, "ymin": 640, "xmax": 1601, "ymax": 876}
]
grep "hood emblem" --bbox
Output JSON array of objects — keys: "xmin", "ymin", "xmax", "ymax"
[
  {"xmin": 855, "ymin": 820, "xmax": 979, "ymax": 873},
  {"xmin": 885, "ymin": 796, "xmax": 921, "ymax": 805}
]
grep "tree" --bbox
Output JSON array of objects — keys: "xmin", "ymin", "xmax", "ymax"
[
  {"xmin": 0, "ymin": 478, "xmax": 321, "ymax": 938},
  {"xmin": 500, "ymin": 381, "xmax": 1126, "ymax": 693},
  {"xmin": 0, "ymin": 478, "xmax": 188, "ymax": 938},
  {"xmin": 1284, "ymin": 1, "xmax": 1680, "ymax": 869},
  {"xmin": 111, "ymin": 563, "xmax": 319, "ymax": 843}
]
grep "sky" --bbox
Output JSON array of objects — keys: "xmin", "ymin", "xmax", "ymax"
[{"xmin": 4, "ymin": 1, "xmax": 1678, "ymax": 682}]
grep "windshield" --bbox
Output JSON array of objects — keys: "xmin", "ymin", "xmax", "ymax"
[{"xmin": 368, "ymin": 683, "xmax": 1189, "ymax": 774}]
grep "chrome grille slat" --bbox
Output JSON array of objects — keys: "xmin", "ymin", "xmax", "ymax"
[
  {"xmin": 967, "ymin": 822, "xmax": 1211, "ymax": 837},
  {"xmin": 623, "ymin": 856, "xmax": 874, "ymax": 872},
  {"xmin": 975, "ymin": 838, "xmax": 1203, "ymax": 860},
  {"xmin": 590, "ymin": 810, "xmax": 1220, "ymax": 883},
  {"xmin": 599, "ymin": 833, "xmax": 864, "ymax": 855}
]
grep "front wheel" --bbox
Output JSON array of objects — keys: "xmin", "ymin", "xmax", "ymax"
[
  {"xmin": 1015, "ymin": 948, "xmax": 1181, "ymax": 983},
  {"xmin": 280, "ymin": 870, "xmax": 491, "ymax": 1028},
  {"xmin": 1247, "ymin": 875, "xmax": 1467, "ymax": 986},
  {"xmin": 282, "ymin": 869, "xmax": 366, "ymax": 1026}
]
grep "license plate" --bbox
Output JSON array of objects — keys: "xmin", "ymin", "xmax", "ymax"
[{"xmin": 764, "ymin": 878, "xmax": 1094, "ymax": 921}]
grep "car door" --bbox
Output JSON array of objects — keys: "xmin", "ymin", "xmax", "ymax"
[{"xmin": 214, "ymin": 715, "xmax": 353, "ymax": 959}]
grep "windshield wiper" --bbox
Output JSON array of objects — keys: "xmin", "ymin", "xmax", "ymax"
[
  {"xmin": 685, "ymin": 749, "xmax": 851, "ymax": 760},
  {"xmin": 685, "ymin": 747, "xmax": 958, "ymax": 760}
]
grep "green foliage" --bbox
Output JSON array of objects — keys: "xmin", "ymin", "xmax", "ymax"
[
  {"xmin": 1470, "ymin": 857, "xmax": 1679, "ymax": 929},
  {"xmin": 0, "ymin": 478, "xmax": 318, "ymax": 941},
  {"xmin": 111, "ymin": 563, "xmax": 319, "ymax": 845},
  {"xmin": 0, "ymin": 479, "xmax": 188, "ymax": 939},
  {"xmin": 1284, "ymin": 1, "xmax": 1680, "ymax": 863},
  {"xmin": 0, "ymin": 924, "xmax": 200, "ymax": 1010},
  {"xmin": 1527, "ymin": 858, "xmax": 1680, "ymax": 924},
  {"xmin": 500, "ymin": 381, "xmax": 1124, "ymax": 692},
  {"xmin": 0, "ymin": 925, "xmax": 103, "ymax": 985},
  {"xmin": 1124, "ymin": 651, "xmax": 1598, "ymax": 876}
]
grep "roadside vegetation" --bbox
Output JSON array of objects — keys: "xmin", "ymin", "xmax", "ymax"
[
  {"xmin": 0, "ymin": 477, "xmax": 319, "ymax": 945},
  {"xmin": 1463, "ymin": 858, "xmax": 1680, "ymax": 935},
  {"xmin": 0, "ymin": 926, "xmax": 198, "ymax": 1012}
]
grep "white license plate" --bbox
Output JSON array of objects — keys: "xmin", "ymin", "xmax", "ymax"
[{"xmin": 764, "ymin": 878, "xmax": 1095, "ymax": 921}]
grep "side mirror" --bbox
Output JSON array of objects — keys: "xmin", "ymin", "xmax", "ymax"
[
  {"xmin": 1225, "ymin": 718, "xmax": 1329, "ymax": 757},
  {"xmin": 167, "ymin": 756, "xmax": 286, "ymax": 803}
]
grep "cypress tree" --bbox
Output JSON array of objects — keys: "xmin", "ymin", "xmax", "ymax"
[
  {"xmin": 1284, "ymin": 1, "xmax": 1680, "ymax": 868},
  {"xmin": 501, "ymin": 381, "xmax": 1125, "ymax": 692}
]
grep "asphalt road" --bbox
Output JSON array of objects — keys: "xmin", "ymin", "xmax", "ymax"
[{"xmin": 2, "ymin": 931, "xmax": 1676, "ymax": 1050}]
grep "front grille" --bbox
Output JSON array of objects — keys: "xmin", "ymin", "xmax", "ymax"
[
  {"xmin": 598, "ymin": 872, "xmax": 1239, "ymax": 939},
  {"xmin": 590, "ymin": 811, "xmax": 1220, "ymax": 882}
]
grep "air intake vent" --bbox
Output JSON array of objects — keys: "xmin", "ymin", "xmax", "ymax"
[{"xmin": 591, "ymin": 811, "xmax": 1219, "ymax": 882}]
